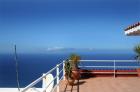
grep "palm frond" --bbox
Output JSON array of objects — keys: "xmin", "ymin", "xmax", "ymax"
[{"xmin": 134, "ymin": 44, "xmax": 140, "ymax": 55}]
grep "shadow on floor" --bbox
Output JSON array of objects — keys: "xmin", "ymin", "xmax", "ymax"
[
  {"xmin": 73, "ymin": 80, "xmax": 86, "ymax": 86},
  {"xmin": 63, "ymin": 80, "xmax": 85, "ymax": 92}
]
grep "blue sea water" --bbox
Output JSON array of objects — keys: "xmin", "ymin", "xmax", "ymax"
[{"xmin": 0, "ymin": 52, "xmax": 138, "ymax": 87}]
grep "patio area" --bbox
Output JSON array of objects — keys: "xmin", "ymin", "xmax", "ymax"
[{"xmin": 58, "ymin": 77, "xmax": 140, "ymax": 92}]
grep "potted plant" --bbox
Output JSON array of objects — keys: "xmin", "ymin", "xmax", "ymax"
[
  {"xmin": 64, "ymin": 60, "xmax": 75, "ymax": 85},
  {"xmin": 134, "ymin": 44, "xmax": 140, "ymax": 77},
  {"xmin": 69, "ymin": 54, "xmax": 81, "ymax": 80}
]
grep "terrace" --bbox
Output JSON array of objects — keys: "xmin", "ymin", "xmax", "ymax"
[
  {"xmin": 58, "ymin": 77, "xmax": 140, "ymax": 92},
  {"xmin": 17, "ymin": 60, "xmax": 140, "ymax": 92}
]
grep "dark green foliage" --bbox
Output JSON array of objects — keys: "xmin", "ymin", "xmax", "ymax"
[{"xmin": 65, "ymin": 60, "xmax": 72, "ymax": 79}]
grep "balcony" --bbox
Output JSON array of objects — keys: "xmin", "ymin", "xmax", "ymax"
[{"xmin": 19, "ymin": 60, "xmax": 140, "ymax": 92}]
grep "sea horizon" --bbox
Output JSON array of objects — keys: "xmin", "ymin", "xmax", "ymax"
[{"xmin": 0, "ymin": 50, "xmax": 137, "ymax": 87}]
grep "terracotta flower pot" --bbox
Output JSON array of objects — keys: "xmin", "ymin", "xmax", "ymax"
[
  {"xmin": 72, "ymin": 69, "xmax": 80, "ymax": 80},
  {"xmin": 65, "ymin": 74, "xmax": 75, "ymax": 86},
  {"xmin": 67, "ymin": 79, "xmax": 75, "ymax": 86},
  {"xmin": 137, "ymin": 68, "xmax": 140, "ymax": 77}
]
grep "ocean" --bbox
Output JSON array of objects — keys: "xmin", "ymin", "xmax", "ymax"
[{"xmin": 0, "ymin": 52, "xmax": 138, "ymax": 87}]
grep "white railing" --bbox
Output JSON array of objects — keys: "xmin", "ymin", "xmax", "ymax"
[
  {"xmin": 21, "ymin": 60, "xmax": 140, "ymax": 92},
  {"xmin": 20, "ymin": 60, "xmax": 65, "ymax": 92},
  {"xmin": 79, "ymin": 60, "xmax": 139, "ymax": 78}
]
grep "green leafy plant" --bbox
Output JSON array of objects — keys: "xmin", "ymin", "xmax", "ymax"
[
  {"xmin": 69, "ymin": 54, "xmax": 81, "ymax": 70},
  {"xmin": 134, "ymin": 44, "xmax": 140, "ymax": 61},
  {"xmin": 65, "ymin": 54, "xmax": 81, "ymax": 80},
  {"xmin": 65, "ymin": 60, "xmax": 72, "ymax": 79},
  {"xmin": 134, "ymin": 44, "xmax": 140, "ymax": 77}
]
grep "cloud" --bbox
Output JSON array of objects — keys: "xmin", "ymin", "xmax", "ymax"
[
  {"xmin": 46, "ymin": 47, "xmax": 65, "ymax": 51},
  {"xmin": 46, "ymin": 47, "xmax": 95, "ymax": 52}
]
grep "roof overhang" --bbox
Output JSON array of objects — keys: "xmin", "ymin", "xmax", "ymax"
[{"xmin": 124, "ymin": 22, "xmax": 140, "ymax": 36}]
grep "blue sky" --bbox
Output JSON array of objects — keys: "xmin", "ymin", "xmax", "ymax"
[{"xmin": 0, "ymin": 0, "xmax": 140, "ymax": 53}]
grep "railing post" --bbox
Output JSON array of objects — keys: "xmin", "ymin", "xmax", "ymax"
[
  {"xmin": 114, "ymin": 60, "xmax": 116, "ymax": 78},
  {"xmin": 42, "ymin": 74, "xmax": 46, "ymax": 90},
  {"xmin": 56, "ymin": 64, "xmax": 59, "ymax": 92},
  {"xmin": 63, "ymin": 60, "xmax": 65, "ymax": 80}
]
